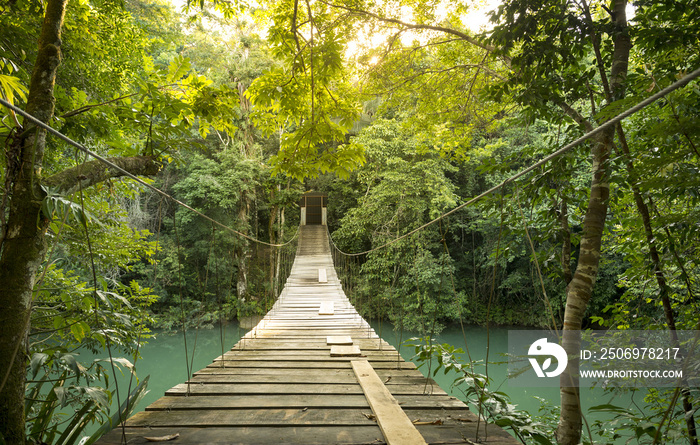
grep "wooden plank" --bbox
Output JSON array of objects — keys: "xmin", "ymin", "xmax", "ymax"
[
  {"xmin": 330, "ymin": 345, "xmax": 361, "ymax": 357},
  {"xmin": 226, "ymin": 338, "xmax": 392, "ymax": 349},
  {"xmin": 318, "ymin": 301, "xmax": 334, "ymax": 315},
  {"xmin": 98, "ymin": 423, "xmax": 517, "ymax": 445},
  {"xmin": 326, "ymin": 335, "xmax": 353, "ymax": 345},
  {"xmin": 97, "ymin": 426, "xmax": 386, "ymax": 445},
  {"xmin": 145, "ymin": 394, "xmax": 468, "ymax": 411},
  {"xmin": 189, "ymin": 373, "xmax": 358, "ymax": 384},
  {"xmin": 351, "ymin": 360, "xmax": 427, "ymax": 445},
  {"xmin": 220, "ymin": 349, "xmax": 390, "ymax": 358},
  {"xmin": 193, "ymin": 368, "xmax": 425, "ymax": 380},
  {"xmin": 188, "ymin": 374, "xmax": 434, "ymax": 386},
  {"xmin": 165, "ymin": 383, "xmax": 364, "ymax": 396},
  {"xmin": 204, "ymin": 361, "xmax": 416, "ymax": 370},
  {"xmin": 126, "ymin": 408, "xmax": 478, "ymax": 428},
  {"xmin": 127, "ymin": 408, "xmax": 380, "ymax": 427},
  {"xmin": 165, "ymin": 382, "xmax": 443, "ymax": 396},
  {"xmin": 214, "ymin": 354, "xmax": 401, "ymax": 362},
  {"xmin": 318, "ymin": 268, "xmax": 327, "ymax": 282}
]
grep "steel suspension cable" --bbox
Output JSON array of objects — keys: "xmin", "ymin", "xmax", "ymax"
[{"xmin": 0, "ymin": 97, "xmax": 298, "ymax": 248}]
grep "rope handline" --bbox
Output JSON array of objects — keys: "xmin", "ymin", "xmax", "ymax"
[
  {"xmin": 327, "ymin": 65, "xmax": 700, "ymax": 257},
  {"xmin": 0, "ymin": 97, "xmax": 298, "ymax": 248}
]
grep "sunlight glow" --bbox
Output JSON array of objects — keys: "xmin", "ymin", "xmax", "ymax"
[{"xmin": 344, "ymin": 0, "xmax": 501, "ymax": 64}]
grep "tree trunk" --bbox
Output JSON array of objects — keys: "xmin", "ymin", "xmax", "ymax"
[
  {"xmin": 614, "ymin": 130, "xmax": 698, "ymax": 444},
  {"xmin": 44, "ymin": 156, "xmax": 160, "ymax": 195},
  {"xmin": 268, "ymin": 184, "xmax": 282, "ymax": 296},
  {"xmin": 556, "ymin": 130, "xmax": 613, "ymax": 444},
  {"xmin": 275, "ymin": 206, "xmax": 285, "ymax": 295},
  {"xmin": 268, "ymin": 205, "xmax": 278, "ymax": 296},
  {"xmin": 237, "ymin": 193, "xmax": 250, "ymax": 300},
  {"xmin": 0, "ymin": 0, "xmax": 68, "ymax": 441},
  {"xmin": 556, "ymin": 1, "xmax": 630, "ymax": 442},
  {"xmin": 0, "ymin": 3, "xmax": 165, "ymax": 440},
  {"xmin": 556, "ymin": 200, "xmax": 572, "ymax": 286}
]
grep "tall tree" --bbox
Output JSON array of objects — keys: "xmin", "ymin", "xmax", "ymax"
[
  {"xmin": 0, "ymin": 1, "xmax": 164, "ymax": 439},
  {"xmin": 0, "ymin": 0, "xmax": 238, "ymax": 440},
  {"xmin": 485, "ymin": 0, "xmax": 631, "ymax": 441}
]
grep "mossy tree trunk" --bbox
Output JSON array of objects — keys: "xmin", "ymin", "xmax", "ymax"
[
  {"xmin": 556, "ymin": 129, "xmax": 614, "ymax": 443},
  {"xmin": 0, "ymin": 0, "xmax": 160, "ymax": 441},
  {"xmin": 0, "ymin": 1, "xmax": 69, "ymax": 440}
]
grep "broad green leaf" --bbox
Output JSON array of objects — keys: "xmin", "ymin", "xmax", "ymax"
[
  {"xmin": 167, "ymin": 55, "xmax": 191, "ymax": 83},
  {"xmin": 30, "ymin": 353, "xmax": 49, "ymax": 379},
  {"xmin": 70, "ymin": 321, "xmax": 90, "ymax": 343}
]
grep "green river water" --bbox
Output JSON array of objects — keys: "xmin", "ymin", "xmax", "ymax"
[{"xmin": 76, "ymin": 321, "xmax": 651, "ymax": 443}]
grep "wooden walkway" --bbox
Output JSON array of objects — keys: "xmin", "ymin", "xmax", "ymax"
[{"xmin": 98, "ymin": 226, "xmax": 517, "ymax": 444}]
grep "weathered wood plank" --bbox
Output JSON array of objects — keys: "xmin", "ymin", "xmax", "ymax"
[
  {"xmin": 330, "ymin": 345, "xmax": 362, "ymax": 357},
  {"xmin": 352, "ymin": 360, "xmax": 427, "ymax": 445},
  {"xmin": 192, "ymin": 368, "xmax": 424, "ymax": 380},
  {"xmin": 327, "ymin": 336, "xmax": 353, "ymax": 345},
  {"xmin": 228, "ymin": 339, "xmax": 393, "ymax": 349},
  {"xmin": 216, "ymin": 352, "xmax": 398, "ymax": 361},
  {"xmin": 319, "ymin": 301, "xmax": 335, "ymax": 315},
  {"xmin": 97, "ymin": 426, "xmax": 386, "ymax": 445},
  {"xmin": 125, "ymin": 408, "xmax": 478, "ymax": 428},
  {"xmin": 206, "ymin": 360, "xmax": 415, "ymax": 369},
  {"xmin": 165, "ymin": 382, "xmax": 445, "ymax": 396},
  {"xmin": 145, "ymin": 394, "xmax": 468, "ymax": 411},
  {"xmin": 127, "ymin": 408, "xmax": 378, "ymax": 427},
  {"xmin": 98, "ymin": 423, "xmax": 517, "ymax": 445},
  {"xmin": 219, "ymin": 350, "xmax": 392, "ymax": 358}
]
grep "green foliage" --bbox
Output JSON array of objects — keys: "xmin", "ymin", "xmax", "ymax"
[
  {"xmin": 24, "ymin": 349, "xmax": 148, "ymax": 445},
  {"xmin": 329, "ymin": 118, "xmax": 460, "ymax": 332},
  {"xmin": 0, "ymin": 68, "xmax": 27, "ymax": 107},
  {"xmin": 586, "ymin": 386, "xmax": 699, "ymax": 445},
  {"xmin": 246, "ymin": 0, "xmax": 364, "ymax": 180},
  {"xmin": 363, "ymin": 33, "xmax": 503, "ymax": 162},
  {"xmin": 29, "ymin": 180, "xmax": 158, "ymax": 443},
  {"xmin": 408, "ymin": 337, "xmax": 555, "ymax": 444}
]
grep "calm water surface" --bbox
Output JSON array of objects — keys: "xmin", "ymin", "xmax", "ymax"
[{"xmin": 76, "ymin": 322, "xmax": 248, "ymax": 437}]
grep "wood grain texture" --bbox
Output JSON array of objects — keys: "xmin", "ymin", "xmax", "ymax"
[{"xmin": 352, "ymin": 360, "xmax": 427, "ymax": 445}]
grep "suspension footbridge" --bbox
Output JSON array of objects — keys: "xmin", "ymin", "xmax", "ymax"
[{"xmin": 96, "ymin": 225, "xmax": 517, "ymax": 444}]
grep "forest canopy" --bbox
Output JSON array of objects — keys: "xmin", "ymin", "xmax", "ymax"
[{"xmin": 1, "ymin": 0, "xmax": 699, "ymax": 443}]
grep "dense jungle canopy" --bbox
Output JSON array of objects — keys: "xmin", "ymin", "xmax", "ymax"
[{"xmin": 0, "ymin": 0, "xmax": 699, "ymax": 443}]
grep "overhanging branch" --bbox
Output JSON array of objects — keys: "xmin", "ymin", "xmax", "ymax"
[{"xmin": 43, "ymin": 156, "xmax": 161, "ymax": 195}]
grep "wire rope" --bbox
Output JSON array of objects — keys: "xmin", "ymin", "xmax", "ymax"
[
  {"xmin": 0, "ymin": 97, "xmax": 299, "ymax": 248},
  {"xmin": 173, "ymin": 213, "xmax": 192, "ymax": 396}
]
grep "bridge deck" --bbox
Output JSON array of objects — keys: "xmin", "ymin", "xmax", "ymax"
[{"xmin": 98, "ymin": 226, "xmax": 517, "ymax": 444}]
